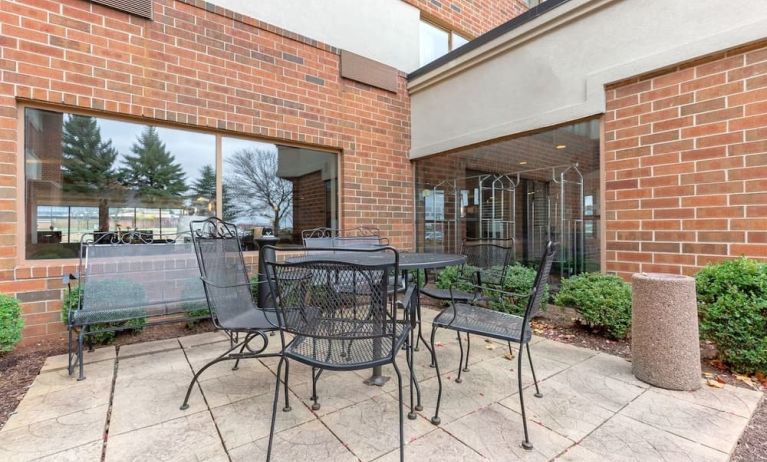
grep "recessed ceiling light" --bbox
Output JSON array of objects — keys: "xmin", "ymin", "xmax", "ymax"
[
  {"xmin": 556, "ymin": 144, "xmax": 567, "ymax": 150},
  {"xmin": 519, "ymin": 161, "xmax": 527, "ymax": 165}
]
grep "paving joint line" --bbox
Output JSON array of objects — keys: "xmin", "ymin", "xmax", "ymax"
[{"xmin": 99, "ymin": 346, "xmax": 120, "ymax": 462}]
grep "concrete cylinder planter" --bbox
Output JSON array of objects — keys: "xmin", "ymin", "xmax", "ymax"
[{"xmin": 631, "ymin": 272, "xmax": 701, "ymax": 391}]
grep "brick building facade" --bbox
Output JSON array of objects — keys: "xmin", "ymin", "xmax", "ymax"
[
  {"xmin": 0, "ymin": 0, "xmax": 522, "ymax": 344},
  {"xmin": 604, "ymin": 41, "xmax": 767, "ymax": 279}
]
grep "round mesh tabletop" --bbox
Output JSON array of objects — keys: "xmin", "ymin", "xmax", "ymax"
[{"xmin": 286, "ymin": 252, "xmax": 465, "ymax": 270}]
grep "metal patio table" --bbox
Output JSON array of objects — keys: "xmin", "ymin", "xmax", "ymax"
[{"xmin": 285, "ymin": 251, "xmax": 466, "ymax": 389}]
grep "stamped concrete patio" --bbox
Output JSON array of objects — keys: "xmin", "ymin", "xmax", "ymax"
[{"xmin": 1, "ymin": 309, "xmax": 763, "ymax": 462}]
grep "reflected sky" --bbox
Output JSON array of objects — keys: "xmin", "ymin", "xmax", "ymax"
[{"xmin": 98, "ymin": 118, "xmax": 215, "ymax": 185}]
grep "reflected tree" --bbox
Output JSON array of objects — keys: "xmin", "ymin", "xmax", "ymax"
[
  {"xmin": 120, "ymin": 126, "xmax": 187, "ymax": 205},
  {"xmin": 225, "ymin": 148, "xmax": 292, "ymax": 234},
  {"xmin": 190, "ymin": 164, "xmax": 216, "ymax": 214},
  {"xmin": 62, "ymin": 115, "xmax": 121, "ymax": 232},
  {"xmin": 222, "ymin": 183, "xmax": 238, "ymax": 222}
]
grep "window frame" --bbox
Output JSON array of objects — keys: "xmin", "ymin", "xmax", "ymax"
[
  {"xmin": 16, "ymin": 103, "xmax": 342, "ymax": 264},
  {"xmin": 418, "ymin": 16, "xmax": 474, "ymax": 66}
]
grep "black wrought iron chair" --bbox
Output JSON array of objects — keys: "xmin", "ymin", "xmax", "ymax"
[
  {"xmin": 263, "ymin": 246, "xmax": 417, "ymax": 462},
  {"xmin": 179, "ymin": 217, "xmax": 287, "ymax": 412},
  {"xmin": 429, "ymin": 241, "xmax": 557, "ymax": 451},
  {"xmin": 418, "ymin": 239, "xmax": 514, "ymax": 362}
]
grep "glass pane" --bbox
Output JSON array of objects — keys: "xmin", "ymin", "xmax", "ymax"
[
  {"xmin": 452, "ymin": 32, "xmax": 469, "ymax": 50},
  {"xmin": 24, "ymin": 108, "xmax": 216, "ymax": 259},
  {"xmin": 222, "ymin": 137, "xmax": 338, "ymax": 246},
  {"xmin": 415, "ymin": 119, "xmax": 601, "ymax": 278},
  {"xmin": 420, "ymin": 20, "xmax": 450, "ymax": 65}
]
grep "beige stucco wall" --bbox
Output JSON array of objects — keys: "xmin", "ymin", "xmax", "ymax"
[
  {"xmin": 408, "ymin": 0, "xmax": 767, "ymax": 158},
  {"xmin": 206, "ymin": 0, "xmax": 421, "ymax": 71}
]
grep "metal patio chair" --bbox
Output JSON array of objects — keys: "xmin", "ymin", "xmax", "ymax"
[
  {"xmin": 418, "ymin": 239, "xmax": 514, "ymax": 360},
  {"xmin": 263, "ymin": 246, "xmax": 417, "ymax": 462},
  {"xmin": 179, "ymin": 217, "xmax": 287, "ymax": 412},
  {"xmin": 429, "ymin": 241, "xmax": 557, "ymax": 450}
]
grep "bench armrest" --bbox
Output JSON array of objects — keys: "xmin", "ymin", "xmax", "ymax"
[{"xmin": 199, "ymin": 277, "xmax": 252, "ymax": 290}]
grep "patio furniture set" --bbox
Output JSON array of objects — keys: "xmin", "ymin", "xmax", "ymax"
[{"xmin": 65, "ymin": 217, "xmax": 556, "ymax": 461}]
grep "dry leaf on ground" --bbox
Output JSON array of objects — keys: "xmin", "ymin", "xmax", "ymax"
[{"xmin": 707, "ymin": 378, "xmax": 725, "ymax": 388}]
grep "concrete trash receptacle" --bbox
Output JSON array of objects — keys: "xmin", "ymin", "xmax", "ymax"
[{"xmin": 631, "ymin": 272, "xmax": 701, "ymax": 390}]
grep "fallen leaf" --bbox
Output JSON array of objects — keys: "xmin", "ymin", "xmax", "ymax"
[
  {"xmin": 503, "ymin": 353, "xmax": 514, "ymax": 361},
  {"xmin": 734, "ymin": 374, "xmax": 758, "ymax": 389},
  {"xmin": 715, "ymin": 375, "xmax": 727, "ymax": 384},
  {"xmin": 707, "ymin": 378, "xmax": 725, "ymax": 388},
  {"xmin": 709, "ymin": 359, "xmax": 727, "ymax": 371},
  {"xmin": 703, "ymin": 372, "xmax": 715, "ymax": 379},
  {"xmin": 485, "ymin": 344, "xmax": 497, "ymax": 350},
  {"xmin": 435, "ymin": 341, "xmax": 445, "ymax": 348},
  {"xmin": 484, "ymin": 338, "xmax": 492, "ymax": 343}
]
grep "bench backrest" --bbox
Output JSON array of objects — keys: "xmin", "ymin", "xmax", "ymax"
[{"xmin": 78, "ymin": 233, "xmax": 206, "ymax": 318}]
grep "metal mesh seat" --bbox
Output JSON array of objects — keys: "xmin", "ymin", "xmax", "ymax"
[
  {"xmin": 179, "ymin": 217, "xmax": 282, "ymax": 412},
  {"xmin": 419, "ymin": 286, "xmax": 474, "ymax": 302},
  {"xmin": 432, "ymin": 303, "xmax": 531, "ymax": 343},
  {"xmin": 263, "ymin": 246, "xmax": 416, "ymax": 462},
  {"xmin": 429, "ymin": 241, "xmax": 557, "ymax": 452}
]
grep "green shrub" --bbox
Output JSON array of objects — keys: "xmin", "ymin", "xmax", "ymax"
[
  {"xmin": 490, "ymin": 264, "xmax": 549, "ymax": 316},
  {"xmin": 61, "ymin": 280, "xmax": 147, "ymax": 346},
  {"xmin": 554, "ymin": 272, "xmax": 632, "ymax": 339},
  {"xmin": 696, "ymin": 258, "xmax": 767, "ymax": 374},
  {"xmin": 0, "ymin": 294, "xmax": 23, "ymax": 353},
  {"xmin": 435, "ymin": 265, "xmax": 478, "ymax": 294}
]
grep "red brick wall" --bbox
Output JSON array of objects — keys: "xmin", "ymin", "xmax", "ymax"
[
  {"xmin": 404, "ymin": 0, "xmax": 528, "ymax": 38},
  {"xmin": 0, "ymin": 0, "xmax": 413, "ymax": 344},
  {"xmin": 604, "ymin": 41, "xmax": 767, "ymax": 280}
]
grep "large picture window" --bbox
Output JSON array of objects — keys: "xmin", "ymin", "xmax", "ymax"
[{"xmin": 23, "ymin": 108, "xmax": 338, "ymax": 259}]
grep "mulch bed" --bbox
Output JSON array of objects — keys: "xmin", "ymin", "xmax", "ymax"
[{"xmin": 0, "ymin": 321, "xmax": 215, "ymax": 430}]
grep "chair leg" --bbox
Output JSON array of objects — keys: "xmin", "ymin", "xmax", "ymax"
[
  {"xmin": 181, "ymin": 341, "xmax": 242, "ymax": 410},
  {"xmin": 232, "ymin": 333, "xmax": 251, "ymax": 370},
  {"xmin": 67, "ymin": 327, "xmax": 73, "ymax": 376},
  {"xmin": 463, "ymin": 333, "xmax": 471, "ymax": 372},
  {"xmin": 310, "ymin": 367, "xmax": 321, "ymax": 411},
  {"xmin": 527, "ymin": 343, "xmax": 542, "ymax": 398},
  {"xmin": 508, "ymin": 341, "xmax": 514, "ymax": 357},
  {"xmin": 406, "ymin": 333, "xmax": 417, "ymax": 420},
  {"xmin": 430, "ymin": 327, "xmax": 442, "ymax": 425},
  {"xmin": 414, "ymin": 294, "xmax": 423, "ymax": 352},
  {"xmin": 517, "ymin": 344, "xmax": 533, "ymax": 450},
  {"xmin": 455, "ymin": 331, "xmax": 464, "ymax": 383},
  {"xmin": 266, "ymin": 357, "xmax": 286, "ymax": 462},
  {"xmin": 392, "ymin": 359, "xmax": 405, "ymax": 462},
  {"xmin": 282, "ymin": 359, "xmax": 292, "ymax": 412},
  {"xmin": 77, "ymin": 328, "xmax": 86, "ymax": 381}
]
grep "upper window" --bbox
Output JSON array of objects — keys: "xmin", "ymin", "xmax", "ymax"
[
  {"xmin": 419, "ymin": 19, "xmax": 470, "ymax": 66},
  {"xmin": 23, "ymin": 108, "xmax": 338, "ymax": 259}
]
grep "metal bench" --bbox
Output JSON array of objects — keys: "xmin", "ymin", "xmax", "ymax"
[{"xmin": 66, "ymin": 231, "xmax": 208, "ymax": 380}]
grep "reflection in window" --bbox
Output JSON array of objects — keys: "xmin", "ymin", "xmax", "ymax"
[
  {"xmin": 222, "ymin": 138, "xmax": 338, "ymax": 246},
  {"xmin": 24, "ymin": 108, "xmax": 216, "ymax": 259},
  {"xmin": 452, "ymin": 32, "xmax": 469, "ymax": 49},
  {"xmin": 419, "ymin": 20, "xmax": 449, "ymax": 65}
]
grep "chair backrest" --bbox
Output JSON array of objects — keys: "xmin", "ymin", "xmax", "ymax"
[
  {"xmin": 190, "ymin": 217, "xmax": 257, "ymax": 329},
  {"xmin": 522, "ymin": 241, "xmax": 558, "ymax": 324},
  {"xmin": 461, "ymin": 239, "xmax": 514, "ymax": 286},
  {"xmin": 263, "ymin": 246, "xmax": 400, "ymax": 350},
  {"xmin": 303, "ymin": 226, "xmax": 386, "ymax": 250},
  {"xmin": 79, "ymin": 232, "xmax": 205, "ymax": 321}
]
